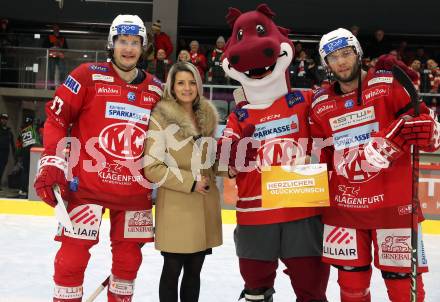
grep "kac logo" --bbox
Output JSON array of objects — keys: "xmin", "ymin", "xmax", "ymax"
[
  {"xmin": 127, "ymin": 92, "xmax": 136, "ymax": 102},
  {"xmin": 99, "ymin": 123, "xmax": 146, "ymax": 159}
]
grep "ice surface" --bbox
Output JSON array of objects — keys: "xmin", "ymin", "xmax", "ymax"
[{"xmin": 0, "ymin": 215, "xmax": 439, "ymax": 301}]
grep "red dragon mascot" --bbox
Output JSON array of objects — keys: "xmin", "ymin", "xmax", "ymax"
[{"xmin": 217, "ymin": 4, "xmax": 330, "ymax": 302}]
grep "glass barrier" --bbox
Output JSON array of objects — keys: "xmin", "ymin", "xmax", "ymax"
[
  {"xmin": 203, "ymin": 84, "xmax": 239, "ymax": 124},
  {"xmin": 1, "ymin": 46, "xmax": 440, "ymax": 120},
  {"xmin": 0, "ymin": 46, "xmax": 107, "ymax": 89}
]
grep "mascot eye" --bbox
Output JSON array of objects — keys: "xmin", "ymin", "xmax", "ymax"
[
  {"xmin": 237, "ymin": 29, "xmax": 244, "ymax": 41},
  {"xmin": 256, "ymin": 24, "xmax": 266, "ymax": 36}
]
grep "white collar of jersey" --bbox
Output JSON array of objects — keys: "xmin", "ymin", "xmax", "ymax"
[{"xmin": 242, "ymin": 102, "xmax": 274, "ymax": 110}]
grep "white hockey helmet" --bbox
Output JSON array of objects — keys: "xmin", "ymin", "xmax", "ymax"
[
  {"xmin": 107, "ymin": 14, "xmax": 147, "ymax": 49},
  {"xmin": 319, "ymin": 28, "xmax": 363, "ymax": 68}
]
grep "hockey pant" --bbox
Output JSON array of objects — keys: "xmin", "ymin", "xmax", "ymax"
[
  {"xmin": 53, "ymin": 240, "xmax": 142, "ymax": 302},
  {"xmin": 239, "ymin": 257, "xmax": 329, "ymax": 302}
]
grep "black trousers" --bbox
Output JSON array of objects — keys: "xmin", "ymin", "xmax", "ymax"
[{"xmin": 159, "ymin": 250, "xmax": 210, "ymax": 302}]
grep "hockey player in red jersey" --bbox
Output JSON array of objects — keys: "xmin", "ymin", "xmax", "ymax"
[
  {"xmin": 33, "ymin": 15, "xmax": 162, "ymax": 302},
  {"xmin": 217, "ymin": 4, "xmax": 329, "ymax": 302},
  {"xmin": 310, "ymin": 28, "xmax": 440, "ymax": 302}
]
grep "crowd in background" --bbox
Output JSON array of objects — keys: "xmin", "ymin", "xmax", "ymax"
[
  {"xmin": 137, "ymin": 21, "xmax": 440, "ymax": 100},
  {"xmin": 1, "ymin": 17, "xmax": 440, "ymax": 195},
  {"xmin": 1, "ymin": 17, "xmax": 440, "ymax": 96}
]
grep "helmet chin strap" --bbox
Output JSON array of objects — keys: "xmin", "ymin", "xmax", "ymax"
[{"xmin": 356, "ymin": 56, "xmax": 362, "ymax": 106}]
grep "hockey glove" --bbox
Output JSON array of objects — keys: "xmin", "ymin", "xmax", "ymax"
[
  {"xmin": 401, "ymin": 114, "xmax": 438, "ymax": 148},
  {"xmin": 375, "ymin": 54, "xmax": 419, "ymax": 82},
  {"xmin": 230, "ymin": 124, "xmax": 258, "ymax": 169},
  {"xmin": 34, "ymin": 155, "xmax": 68, "ymax": 207},
  {"xmin": 364, "ymin": 118, "xmax": 407, "ymax": 169}
]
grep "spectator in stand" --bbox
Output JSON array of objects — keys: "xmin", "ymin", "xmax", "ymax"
[
  {"xmin": 189, "ymin": 40, "xmax": 207, "ymax": 82},
  {"xmin": 389, "ymin": 49, "xmax": 400, "ymax": 60},
  {"xmin": 151, "ymin": 20, "xmax": 173, "ymax": 59},
  {"xmin": 293, "ymin": 41, "xmax": 303, "ymax": 61},
  {"xmin": 0, "ymin": 19, "xmax": 18, "ymax": 86},
  {"xmin": 427, "ymin": 59, "xmax": 440, "ymax": 96},
  {"xmin": 396, "ymin": 41, "xmax": 409, "ymax": 63},
  {"xmin": 350, "ymin": 25, "xmax": 360, "ymax": 37},
  {"xmin": 0, "ymin": 18, "xmax": 17, "ymax": 48},
  {"xmin": 409, "ymin": 59, "xmax": 422, "ymax": 91},
  {"xmin": 146, "ymin": 48, "xmax": 173, "ymax": 82},
  {"xmin": 0, "ymin": 113, "xmax": 15, "ymax": 190},
  {"xmin": 139, "ymin": 30, "xmax": 156, "ymax": 68},
  {"xmin": 366, "ymin": 29, "xmax": 392, "ymax": 59},
  {"xmin": 289, "ymin": 49, "xmax": 317, "ymax": 88},
  {"xmin": 415, "ymin": 48, "xmax": 429, "ymax": 66},
  {"xmin": 43, "ymin": 24, "xmax": 68, "ymax": 87},
  {"xmin": 178, "ymin": 49, "xmax": 191, "ymax": 63},
  {"xmin": 208, "ymin": 36, "xmax": 227, "ymax": 84},
  {"xmin": 410, "ymin": 59, "xmax": 422, "ymax": 73},
  {"xmin": 362, "ymin": 57, "xmax": 372, "ymax": 71},
  {"xmin": 429, "ymin": 98, "xmax": 439, "ymax": 119}
]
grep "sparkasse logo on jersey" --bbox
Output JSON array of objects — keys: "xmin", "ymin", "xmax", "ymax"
[
  {"xmin": 105, "ymin": 102, "xmax": 151, "ymax": 125},
  {"xmin": 333, "ymin": 122, "xmax": 379, "ymax": 150},
  {"xmin": 330, "ymin": 106, "xmax": 375, "ymax": 131},
  {"xmin": 95, "ymin": 83, "xmax": 121, "ymax": 96},
  {"xmin": 253, "ymin": 114, "xmax": 299, "ymax": 141}
]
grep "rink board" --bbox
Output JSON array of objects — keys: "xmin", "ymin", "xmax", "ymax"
[{"xmin": 1, "ymin": 199, "xmax": 439, "ymax": 234}]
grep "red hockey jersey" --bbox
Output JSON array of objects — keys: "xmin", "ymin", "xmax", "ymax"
[
  {"xmin": 219, "ymin": 91, "xmax": 321, "ymax": 225},
  {"xmin": 310, "ymin": 70, "xmax": 430, "ymax": 229},
  {"xmin": 44, "ymin": 62, "xmax": 162, "ymax": 210}
]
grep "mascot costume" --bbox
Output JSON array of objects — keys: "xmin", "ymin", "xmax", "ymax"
[{"xmin": 217, "ymin": 4, "xmax": 330, "ymax": 302}]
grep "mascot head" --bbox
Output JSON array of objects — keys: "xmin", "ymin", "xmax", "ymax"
[{"xmin": 222, "ymin": 4, "xmax": 294, "ymax": 106}]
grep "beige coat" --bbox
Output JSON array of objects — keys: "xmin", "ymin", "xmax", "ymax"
[{"xmin": 144, "ymin": 98, "xmax": 223, "ymax": 253}]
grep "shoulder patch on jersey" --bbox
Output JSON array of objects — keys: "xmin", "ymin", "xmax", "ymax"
[
  {"xmin": 234, "ymin": 107, "xmax": 249, "ymax": 122},
  {"xmin": 92, "ymin": 74, "xmax": 114, "ymax": 82},
  {"xmin": 368, "ymin": 76, "xmax": 393, "ymax": 86},
  {"xmin": 148, "ymin": 84, "xmax": 163, "ymax": 97},
  {"xmin": 63, "ymin": 75, "xmax": 81, "ymax": 94},
  {"xmin": 89, "ymin": 65, "xmax": 109, "ymax": 72},
  {"xmin": 313, "ymin": 87, "xmax": 326, "ymax": 97},
  {"xmin": 286, "ymin": 91, "xmax": 305, "ymax": 107},
  {"xmin": 311, "ymin": 93, "xmax": 329, "ymax": 108},
  {"xmin": 152, "ymin": 76, "xmax": 162, "ymax": 86},
  {"xmin": 374, "ymin": 69, "xmax": 393, "ymax": 76}
]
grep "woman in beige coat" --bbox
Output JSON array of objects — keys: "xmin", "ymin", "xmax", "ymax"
[{"xmin": 144, "ymin": 61, "xmax": 222, "ymax": 302}]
